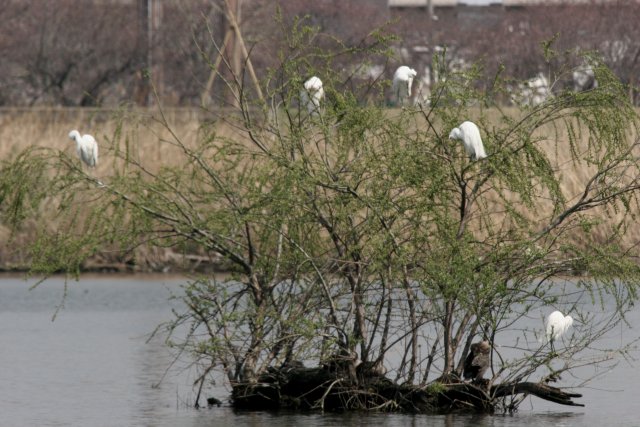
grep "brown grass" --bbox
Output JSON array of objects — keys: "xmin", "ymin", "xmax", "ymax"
[
  {"xmin": 0, "ymin": 107, "xmax": 638, "ymax": 272},
  {"xmin": 0, "ymin": 107, "xmax": 207, "ymax": 170},
  {"xmin": 0, "ymin": 107, "xmax": 213, "ymax": 272}
]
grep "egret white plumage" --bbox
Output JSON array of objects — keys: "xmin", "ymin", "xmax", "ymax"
[
  {"xmin": 301, "ymin": 76, "xmax": 324, "ymax": 115},
  {"xmin": 392, "ymin": 66, "xmax": 417, "ymax": 106},
  {"xmin": 519, "ymin": 73, "xmax": 552, "ymax": 106},
  {"xmin": 68, "ymin": 130, "xmax": 98, "ymax": 168},
  {"xmin": 573, "ymin": 64, "xmax": 597, "ymax": 92},
  {"xmin": 448, "ymin": 121, "xmax": 487, "ymax": 161},
  {"xmin": 545, "ymin": 310, "xmax": 573, "ymax": 342}
]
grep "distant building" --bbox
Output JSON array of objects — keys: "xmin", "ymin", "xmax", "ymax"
[
  {"xmin": 389, "ymin": 0, "xmax": 604, "ymax": 7},
  {"xmin": 389, "ymin": 0, "xmax": 458, "ymax": 7},
  {"xmin": 388, "ymin": 0, "xmax": 504, "ymax": 31}
]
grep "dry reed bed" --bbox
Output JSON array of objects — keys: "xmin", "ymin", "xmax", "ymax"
[
  {"xmin": 0, "ymin": 108, "xmax": 214, "ymax": 271},
  {"xmin": 0, "ymin": 108, "xmax": 638, "ymax": 271}
]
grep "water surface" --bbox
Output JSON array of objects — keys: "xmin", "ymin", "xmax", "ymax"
[{"xmin": 0, "ymin": 276, "xmax": 638, "ymax": 426}]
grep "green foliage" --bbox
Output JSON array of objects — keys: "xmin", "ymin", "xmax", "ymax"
[
  {"xmin": 2, "ymin": 25, "xmax": 640, "ymax": 408},
  {"xmin": 0, "ymin": 147, "xmax": 53, "ymax": 230}
]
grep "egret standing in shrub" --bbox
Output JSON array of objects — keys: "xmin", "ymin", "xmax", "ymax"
[
  {"xmin": 449, "ymin": 121, "xmax": 487, "ymax": 161},
  {"xmin": 68, "ymin": 130, "xmax": 98, "ymax": 168},
  {"xmin": 545, "ymin": 310, "xmax": 573, "ymax": 342},
  {"xmin": 301, "ymin": 76, "xmax": 324, "ymax": 115},
  {"xmin": 392, "ymin": 66, "xmax": 417, "ymax": 106}
]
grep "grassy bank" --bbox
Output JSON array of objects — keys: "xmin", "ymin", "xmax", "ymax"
[
  {"xmin": 0, "ymin": 107, "xmax": 227, "ymax": 273},
  {"xmin": 0, "ymin": 107, "xmax": 637, "ymax": 273}
]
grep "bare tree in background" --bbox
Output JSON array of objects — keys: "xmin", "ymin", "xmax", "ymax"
[
  {"xmin": 391, "ymin": 0, "xmax": 640, "ymax": 103},
  {"xmin": 1, "ymin": 0, "xmax": 640, "ymax": 106},
  {"xmin": 0, "ymin": 1, "xmax": 142, "ymax": 106}
]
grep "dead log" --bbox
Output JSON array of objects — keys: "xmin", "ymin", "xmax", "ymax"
[
  {"xmin": 230, "ymin": 366, "xmax": 583, "ymax": 413},
  {"xmin": 491, "ymin": 381, "xmax": 584, "ymax": 407}
]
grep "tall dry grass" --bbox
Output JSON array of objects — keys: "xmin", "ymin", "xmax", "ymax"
[
  {"xmin": 0, "ymin": 107, "xmax": 638, "ymax": 271},
  {"xmin": 504, "ymin": 109, "xmax": 638, "ymax": 248},
  {"xmin": 0, "ymin": 107, "xmax": 212, "ymax": 169},
  {"xmin": 0, "ymin": 107, "xmax": 218, "ymax": 271}
]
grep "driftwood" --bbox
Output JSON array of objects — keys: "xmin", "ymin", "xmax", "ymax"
[
  {"xmin": 230, "ymin": 365, "xmax": 583, "ymax": 413},
  {"xmin": 492, "ymin": 381, "xmax": 584, "ymax": 407}
]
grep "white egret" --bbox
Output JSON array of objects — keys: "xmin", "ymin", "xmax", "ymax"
[
  {"xmin": 463, "ymin": 341, "xmax": 491, "ymax": 382},
  {"xmin": 68, "ymin": 130, "xmax": 98, "ymax": 168},
  {"xmin": 545, "ymin": 310, "xmax": 573, "ymax": 342},
  {"xmin": 573, "ymin": 64, "xmax": 597, "ymax": 92},
  {"xmin": 392, "ymin": 66, "xmax": 417, "ymax": 106},
  {"xmin": 519, "ymin": 73, "xmax": 552, "ymax": 106},
  {"xmin": 301, "ymin": 76, "xmax": 324, "ymax": 115},
  {"xmin": 448, "ymin": 121, "xmax": 487, "ymax": 161}
]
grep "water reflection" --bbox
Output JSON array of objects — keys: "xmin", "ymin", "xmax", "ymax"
[{"xmin": 0, "ymin": 276, "xmax": 638, "ymax": 426}]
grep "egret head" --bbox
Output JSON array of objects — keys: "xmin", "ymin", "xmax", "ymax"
[
  {"xmin": 449, "ymin": 127, "xmax": 462, "ymax": 140},
  {"xmin": 304, "ymin": 76, "xmax": 323, "ymax": 93},
  {"xmin": 408, "ymin": 68, "xmax": 417, "ymax": 78},
  {"xmin": 69, "ymin": 130, "xmax": 80, "ymax": 141},
  {"xmin": 564, "ymin": 315, "xmax": 574, "ymax": 329}
]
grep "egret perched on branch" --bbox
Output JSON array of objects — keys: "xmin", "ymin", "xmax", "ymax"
[
  {"xmin": 68, "ymin": 130, "xmax": 98, "ymax": 168},
  {"xmin": 448, "ymin": 121, "xmax": 487, "ymax": 161},
  {"xmin": 392, "ymin": 66, "xmax": 417, "ymax": 106},
  {"xmin": 301, "ymin": 76, "xmax": 324, "ymax": 115},
  {"xmin": 520, "ymin": 73, "xmax": 552, "ymax": 106},
  {"xmin": 463, "ymin": 341, "xmax": 491, "ymax": 382},
  {"xmin": 545, "ymin": 310, "xmax": 573, "ymax": 342},
  {"xmin": 573, "ymin": 64, "xmax": 597, "ymax": 92}
]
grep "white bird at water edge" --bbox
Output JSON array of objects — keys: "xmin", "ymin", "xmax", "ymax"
[
  {"xmin": 545, "ymin": 310, "xmax": 573, "ymax": 342},
  {"xmin": 68, "ymin": 130, "xmax": 98, "ymax": 168},
  {"xmin": 448, "ymin": 121, "xmax": 487, "ymax": 161}
]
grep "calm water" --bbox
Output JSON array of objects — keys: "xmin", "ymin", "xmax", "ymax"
[{"xmin": 1, "ymin": 276, "xmax": 638, "ymax": 426}]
